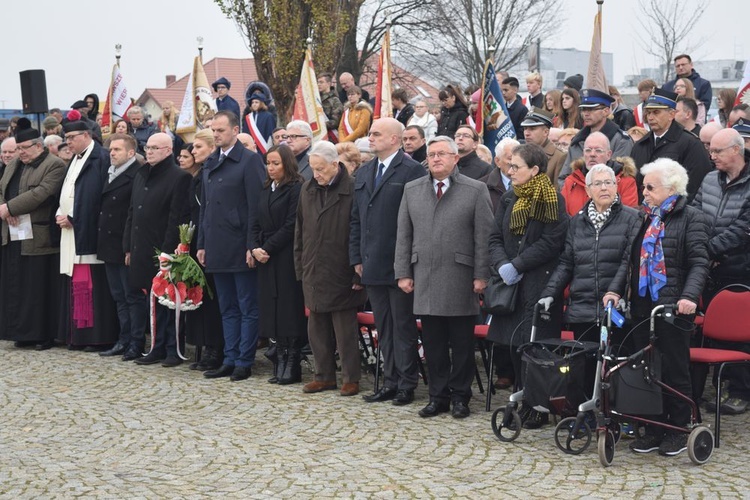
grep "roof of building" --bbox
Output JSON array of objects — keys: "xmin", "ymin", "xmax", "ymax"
[{"xmin": 137, "ymin": 55, "xmax": 440, "ymax": 113}]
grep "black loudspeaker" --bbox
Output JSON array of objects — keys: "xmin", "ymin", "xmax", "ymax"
[{"xmin": 19, "ymin": 70, "xmax": 49, "ymax": 114}]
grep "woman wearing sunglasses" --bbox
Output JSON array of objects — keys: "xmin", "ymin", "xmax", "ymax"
[{"xmin": 603, "ymin": 158, "xmax": 710, "ymax": 457}]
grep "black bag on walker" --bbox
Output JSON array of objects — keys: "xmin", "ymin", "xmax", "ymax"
[{"xmin": 609, "ymin": 348, "xmax": 663, "ymax": 415}]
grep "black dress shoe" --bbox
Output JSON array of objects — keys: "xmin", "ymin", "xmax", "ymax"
[
  {"xmin": 392, "ymin": 389, "xmax": 415, "ymax": 406},
  {"xmin": 84, "ymin": 345, "xmax": 109, "ymax": 353},
  {"xmin": 363, "ymin": 387, "xmax": 397, "ymax": 403},
  {"xmin": 418, "ymin": 400, "xmax": 450, "ymax": 418},
  {"xmin": 452, "ymin": 401, "xmax": 471, "ymax": 419},
  {"xmin": 14, "ymin": 341, "xmax": 37, "ymax": 348},
  {"xmin": 230, "ymin": 366, "xmax": 252, "ymax": 381},
  {"xmin": 35, "ymin": 340, "xmax": 55, "ymax": 351},
  {"xmin": 122, "ymin": 347, "xmax": 143, "ymax": 361},
  {"xmin": 161, "ymin": 356, "xmax": 184, "ymax": 368},
  {"xmin": 134, "ymin": 351, "xmax": 165, "ymax": 365},
  {"xmin": 204, "ymin": 364, "xmax": 235, "ymax": 378},
  {"xmin": 100, "ymin": 343, "xmax": 127, "ymax": 357}
]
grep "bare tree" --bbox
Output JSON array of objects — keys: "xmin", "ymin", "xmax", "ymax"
[
  {"xmin": 337, "ymin": 0, "xmax": 437, "ymax": 87},
  {"xmin": 635, "ymin": 0, "xmax": 710, "ymax": 83},
  {"xmin": 397, "ymin": 0, "xmax": 561, "ymax": 88}
]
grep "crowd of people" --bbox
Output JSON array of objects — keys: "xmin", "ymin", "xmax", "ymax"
[{"xmin": 1, "ymin": 52, "xmax": 750, "ymax": 459}]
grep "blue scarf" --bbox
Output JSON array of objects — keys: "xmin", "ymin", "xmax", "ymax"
[{"xmin": 638, "ymin": 195, "xmax": 679, "ymax": 301}]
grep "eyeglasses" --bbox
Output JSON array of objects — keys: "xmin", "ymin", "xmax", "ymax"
[
  {"xmin": 144, "ymin": 145, "xmax": 168, "ymax": 151},
  {"xmin": 508, "ymin": 163, "xmax": 529, "ymax": 172},
  {"xmin": 583, "ymin": 148, "xmax": 608, "ymax": 155},
  {"xmin": 65, "ymin": 132, "xmax": 84, "ymax": 142},
  {"xmin": 588, "ymin": 180, "xmax": 616, "ymax": 189},
  {"xmin": 216, "ymin": 85, "xmax": 228, "ymax": 90},
  {"xmin": 454, "ymin": 133, "xmax": 476, "ymax": 140},
  {"xmin": 643, "ymin": 183, "xmax": 663, "ymax": 192},
  {"xmin": 275, "ymin": 134, "xmax": 289, "ymax": 140},
  {"xmin": 708, "ymin": 145, "xmax": 734, "ymax": 157},
  {"xmin": 17, "ymin": 142, "xmax": 40, "ymax": 151},
  {"xmin": 427, "ymin": 151, "xmax": 454, "ymax": 159},
  {"xmin": 286, "ymin": 134, "xmax": 308, "ymax": 140}
]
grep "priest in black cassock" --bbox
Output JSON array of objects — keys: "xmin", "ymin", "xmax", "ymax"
[
  {"xmin": 0, "ymin": 119, "xmax": 65, "ymax": 349},
  {"xmin": 55, "ymin": 112, "xmax": 118, "ymax": 350}
]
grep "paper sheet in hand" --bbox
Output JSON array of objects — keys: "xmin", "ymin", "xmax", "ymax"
[{"xmin": 9, "ymin": 214, "xmax": 33, "ymax": 241}]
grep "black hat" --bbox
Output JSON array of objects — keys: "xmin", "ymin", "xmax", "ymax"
[
  {"xmin": 14, "ymin": 117, "xmax": 40, "ymax": 143},
  {"xmin": 62, "ymin": 109, "xmax": 90, "ymax": 133},
  {"xmin": 579, "ymin": 89, "xmax": 615, "ymax": 108},
  {"xmin": 212, "ymin": 77, "xmax": 231, "ymax": 91},
  {"xmin": 521, "ymin": 107, "xmax": 554, "ymax": 128},
  {"xmin": 564, "ymin": 74, "xmax": 584, "ymax": 92},
  {"xmin": 249, "ymin": 92, "xmax": 267, "ymax": 102},
  {"xmin": 70, "ymin": 100, "xmax": 88, "ymax": 110},
  {"xmin": 644, "ymin": 88, "xmax": 678, "ymax": 110},
  {"xmin": 0, "ymin": 118, "xmax": 9, "ymax": 131}
]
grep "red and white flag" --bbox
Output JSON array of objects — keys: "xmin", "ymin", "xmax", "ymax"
[
  {"xmin": 735, "ymin": 57, "xmax": 750, "ymax": 108},
  {"xmin": 373, "ymin": 28, "xmax": 393, "ymax": 120},
  {"xmin": 292, "ymin": 48, "xmax": 327, "ymax": 142},
  {"xmin": 101, "ymin": 63, "xmax": 132, "ymax": 138}
]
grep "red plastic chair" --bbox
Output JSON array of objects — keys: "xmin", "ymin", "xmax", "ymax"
[{"xmin": 689, "ymin": 285, "xmax": 750, "ymax": 447}]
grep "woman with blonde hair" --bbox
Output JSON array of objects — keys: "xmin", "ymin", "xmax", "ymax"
[
  {"xmin": 673, "ymin": 78, "xmax": 706, "ymax": 124},
  {"xmin": 545, "ymin": 89, "xmax": 563, "ymax": 126},
  {"xmin": 158, "ymin": 101, "xmax": 179, "ymax": 134},
  {"xmin": 336, "ymin": 141, "xmax": 362, "ymax": 175},
  {"xmin": 185, "ymin": 128, "xmax": 224, "ymax": 372},
  {"xmin": 339, "ymin": 86, "xmax": 373, "ymax": 143}
]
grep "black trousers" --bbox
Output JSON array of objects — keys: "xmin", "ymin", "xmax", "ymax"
[
  {"xmin": 420, "ymin": 315, "xmax": 476, "ymax": 404},
  {"xmin": 632, "ymin": 317, "xmax": 692, "ymax": 429},
  {"xmin": 367, "ymin": 285, "xmax": 419, "ymax": 391}
]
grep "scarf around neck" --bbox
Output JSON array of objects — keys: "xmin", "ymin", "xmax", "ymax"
[
  {"xmin": 587, "ymin": 194, "xmax": 619, "ymax": 231},
  {"xmin": 510, "ymin": 173, "xmax": 559, "ymax": 235},
  {"xmin": 638, "ymin": 194, "xmax": 679, "ymax": 301}
]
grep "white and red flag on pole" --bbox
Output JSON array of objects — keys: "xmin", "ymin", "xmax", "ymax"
[
  {"xmin": 176, "ymin": 57, "xmax": 217, "ymax": 142},
  {"xmin": 373, "ymin": 27, "xmax": 393, "ymax": 120},
  {"xmin": 292, "ymin": 47, "xmax": 328, "ymax": 142},
  {"xmin": 101, "ymin": 63, "xmax": 132, "ymax": 138},
  {"xmin": 735, "ymin": 57, "xmax": 750, "ymax": 109},
  {"xmin": 586, "ymin": 5, "xmax": 608, "ymax": 93}
]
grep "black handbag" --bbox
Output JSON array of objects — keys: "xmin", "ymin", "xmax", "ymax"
[{"xmin": 481, "ymin": 274, "xmax": 518, "ymax": 315}]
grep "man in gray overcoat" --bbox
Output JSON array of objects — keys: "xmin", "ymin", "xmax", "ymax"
[{"xmin": 394, "ymin": 135, "xmax": 494, "ymax": 419}]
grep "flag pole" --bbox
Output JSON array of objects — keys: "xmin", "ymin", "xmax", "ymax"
[
  {"xmin": 197, "ymin": 36, "xmax": 204, "ymax": 63},
  {"xmin": 115, "ymin": 44, "xmax": 122, "ymax": 68}
]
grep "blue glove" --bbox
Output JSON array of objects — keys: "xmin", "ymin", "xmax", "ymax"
[{"xmin": 498, "ymin": 263, "xmax": 522, "ymax": 285}]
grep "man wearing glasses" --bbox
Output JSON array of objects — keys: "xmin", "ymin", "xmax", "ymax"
[
  {"xmin": 212, "ymin": 77, "xmax": 241, "ymax": 123},
  {"xmin": 56, "ymin": 113, "xmax": 118, "ymax": 351},
  {"xmin": 394, "ymin": 135, "xmax": 494, "ymax": 419},
  {"xmin": 125, "ymin": 133, "xmax": 192, "ymax": 367},
  {"xmin": 558, "ymin": 88, "xmax": 632, "ymax": 185},
  {"xmin": 285, "ymin": 120, "xmax": 314, "ymax": 181},
  {"xmin": 454, "ymin": 125, "xmax": 492, "ymax": 180},
  {"xmin": 631, "ymin": 88, "xmax": 711, "ymax": 202},
  {"xmin": 0, "ymin": 119, "xmax": 65, "ymax": 349}
]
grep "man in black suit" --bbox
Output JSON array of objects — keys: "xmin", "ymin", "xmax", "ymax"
[
  {"xmin": 97, "ymin": 134, "xmax": 143, "ymax": 360},
  {"xmin": 125, "ymin": 133, "xmax": 191, "ymax": 367},
  {"xmin": 351, "ymin": 117, "xmax": 427, "ymax": 406}
]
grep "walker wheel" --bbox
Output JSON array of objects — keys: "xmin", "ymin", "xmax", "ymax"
[
  {"xmin": 598, "ymin": 429, "xmax": 616, "ymax": 467},
  {"xmin": 492, "ymin": 407, "xmax": 522, "ymax": 442},
  {"xmin": 554, "ymin": 416, "xmax": 592, "ymax": 455},
  {"xmin": 687, "ymin": 426, "xmax": 714, "ymax": 465},
  {"xmin": 609, "ymin": 421, "xmax": 622, "ymax": 444}
]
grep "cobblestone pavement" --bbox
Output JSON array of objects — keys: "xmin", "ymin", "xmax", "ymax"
[{"xmin": 1, "ymin": 342, "xmax": 749, "ymax": 499}]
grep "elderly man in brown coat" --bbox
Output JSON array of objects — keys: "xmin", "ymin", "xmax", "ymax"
[
  {"xmin": 294, "ymin": 140, "xmax": 367, "ymax": 396},
  {"xmin": 395, "ymin": 135, "xmax": 494, "ymax": 419}
]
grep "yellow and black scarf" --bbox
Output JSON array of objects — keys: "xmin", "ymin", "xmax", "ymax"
[{"xmin": 510, "ymin": 174, "xmax": 559, "ymax": 235}]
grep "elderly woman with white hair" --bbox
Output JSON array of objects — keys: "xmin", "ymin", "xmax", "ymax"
[
  {"xmin": 294, "ymin": 141, "xmax": 366, "ymax": 397},
  {"xmin": 540, "ymin": 164, "xmax": 642, "ymax": 341},
  {"xmin": 604, "ymin": 158, "xmax": 710, "ymax": 457}
]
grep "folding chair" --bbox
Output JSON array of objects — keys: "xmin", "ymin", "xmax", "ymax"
[{"xmin": 689, "ymin": 284, "xmax": 750, "ymax": 447}]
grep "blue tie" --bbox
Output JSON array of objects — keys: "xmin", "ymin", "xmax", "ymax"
[{"xmin": 374, "ymin": 162, "xmax": 385, "ymax": 188}]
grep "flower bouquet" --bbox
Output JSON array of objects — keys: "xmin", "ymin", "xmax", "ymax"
[{"xmin": 151, "ymin": 223, "xmax": 212, "ymax": 311}]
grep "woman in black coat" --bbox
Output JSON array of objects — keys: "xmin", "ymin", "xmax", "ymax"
[
  {"xmin": 183, "ymin": 132, "xmax": 225, "ymax": 371},
  {"xmin": 250, "ymin": 144, "xmax": 306, "ymax": 384},
  {"xmin": 604, "ymin": 158, "xmax": 709, "ymax": 457},
  {"xmin": 540, "ymin": 164, "xmax": 641, "ymax": 341},
  {"xmin": 436, "ymin": 85, "xmax": 469, "ymax": 139},
  {"xmin": 487, "ymin": 143, "xmax": 569, "ymax": 428}
]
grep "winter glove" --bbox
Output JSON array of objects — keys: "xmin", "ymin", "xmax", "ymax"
[
  {"xmin": 498, "ymin": 263, "xmax": 522, "ymax": 285},
  {"xmin": 538, "ymin": 296, "xmax": 554, "ymax": 312}
]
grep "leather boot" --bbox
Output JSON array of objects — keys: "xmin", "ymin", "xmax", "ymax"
[
  {"xmin": 265, "ymin": 342, "xmax": 279, "ymax": 383},
  {"xmin": 279, "ymin": 342, "xmax": 301, "ymax": 385},
  {"xmin": 275, "ymin": 344, "xmax": 288, "ymax": 384}
]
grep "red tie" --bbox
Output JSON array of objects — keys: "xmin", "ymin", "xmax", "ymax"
[{"xmin": 436, "ymin": 181, "xmax": 444, "ymax": 200}]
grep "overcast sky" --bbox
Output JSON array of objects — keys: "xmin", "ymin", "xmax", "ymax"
[{"xmin": 1, "ymin": 0, "xmax": 746, "ymax": 110}]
